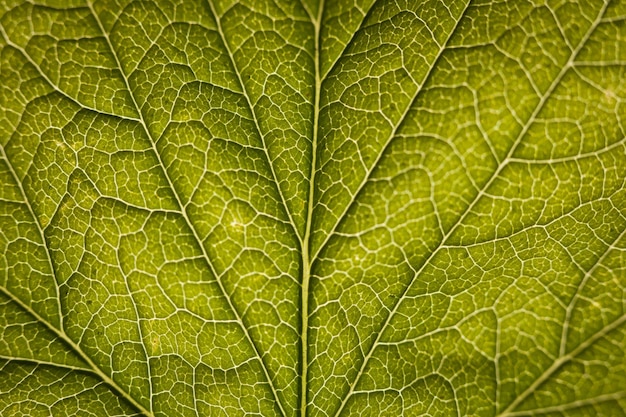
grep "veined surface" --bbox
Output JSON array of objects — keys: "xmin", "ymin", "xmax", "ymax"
[{"xmin": 1, "ymin": 0, "xmax": 625, "ymax": 416}]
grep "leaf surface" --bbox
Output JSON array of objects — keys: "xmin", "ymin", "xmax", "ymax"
[{"xmin": 1, "ymin": 0, "xmax": 625, "ymax": 416}]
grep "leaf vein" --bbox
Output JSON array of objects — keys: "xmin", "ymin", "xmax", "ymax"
[
  {"xmin": 311, "ymin": 0, "xmax": 474, "ymax": 264},
  {"xmin": 84, "ymin": 3, "xmax": 288, "ymax": 416},
  {"xmin": 203, "ymin": 0, "xmax": 302, "ymax": 244},
  {"xmin": 330, "ymin": 1, "xmax": 611, "ymax": 415},
  {"xmin": 0, "ymin": 25, "xmax": 141, "ymax": 123}
]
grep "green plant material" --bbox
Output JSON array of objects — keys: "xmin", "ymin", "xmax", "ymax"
[{"xmin": 1, "ymin": 0, "xmax": 625, "ymax": 416}]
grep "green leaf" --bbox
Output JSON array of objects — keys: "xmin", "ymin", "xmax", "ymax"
[{"xmin": 1, "ymin": 0, "xmax": 625, "ymax": 416}]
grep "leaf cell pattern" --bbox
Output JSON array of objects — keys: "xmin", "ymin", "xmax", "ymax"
[{"xmin": 1, "ymin": 0, "xmax": 625, "ymax": 416}]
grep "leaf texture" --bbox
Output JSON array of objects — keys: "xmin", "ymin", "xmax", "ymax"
[{"xmin": 1, "ymin": 0, "xmax": 625, "ymax": 416}]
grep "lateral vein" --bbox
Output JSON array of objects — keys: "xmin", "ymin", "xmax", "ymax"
[{"xmin": 85, "ymin": 3, "xmax": 288, "ymax": 416}]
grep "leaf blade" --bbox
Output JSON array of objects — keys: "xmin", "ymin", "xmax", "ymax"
[{"xmin": 1, "ymin": 0, "xmax": 625, "ymax": 416}]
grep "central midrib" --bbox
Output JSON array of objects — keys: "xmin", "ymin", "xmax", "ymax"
[{"xmin": 300, "ymin": 1, "xmax": 325, "ymax": 416}]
